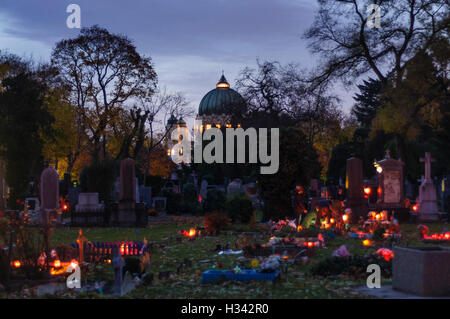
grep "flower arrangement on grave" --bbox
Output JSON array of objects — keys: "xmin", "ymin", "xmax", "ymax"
[
  {"xmin": 147, "ymin": 209, "xmax": 158, "ymax": 217},
  {"xmin": 270, "ymin": 218, "xmax": 297, "ymax": 233},
  {"xmin": 376, "ymin": 248, "xmax": 394, "ymax": 262},
  {"xmin": 331, "ymin": 245, "xmax": 351, "ymax": 258},
  {"xmin": 349, "ymin": 211, "xmax": 401, "ymax": 241},
  {"xmin": 418, "ymin": 224, "xmax": 450, "ymax": 242},
  {"xmin": 311, "ymin": 201, "xmax": 350, "ymax": 233}
]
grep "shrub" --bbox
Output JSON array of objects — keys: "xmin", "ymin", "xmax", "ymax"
[
  {"xmin": 203, "ymin": 189, "xmax": 226, "ymax": 213},
  {"xmin": 179, "ymin": 183, "xmax": 203, "ymax": 215},
  {"xmin": 0, "ymin": 215, "xmax": 47, "ymax": 281},
  {"xmin": 182, "ymin": 183, "xmax": 197, "ymax": 202},
  {"xmin": 311, "ymin": 254, "xmax": 392, "ymax": 278},
  {"xmin": 203, "ymin": 211, "xmax": 231, "ymax": 235},
  {"xmin": 144, "ymin": 175, "xmax": 163, "ymax": 194},
  {"xmin": 163, "ymin": 191, "xmax": 182, "ymax": 215},
  {"xmin": 79, "ymin": 159, "xmax": 118, "ymax": 202},
  {"xmin": 180, "ymin": 201, "xmax": 203, "ymax": 216},
  {"xmin": 226, "ymin": 195, "xmax": 254, "ymax": 223}
]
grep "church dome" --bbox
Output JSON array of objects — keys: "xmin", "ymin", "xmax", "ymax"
[
  {"xmin": 167, "ymin": 114, "xmax": 178, "ymax": 126},
  {"xmin": 178, "ymin": 117, "xmax": 186, "ymax": 127},
  {"xmin": 198, "ymin": 75, "xmax": 246, "ymax": 116}
]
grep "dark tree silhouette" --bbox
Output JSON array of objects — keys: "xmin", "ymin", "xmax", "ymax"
[
  {"xmin": 51, "ymin": 25, "xmax": 158, "ymax": 163},
  {"xmin": 304, "ymin": 0, "xmax": 449, "ymax": 86}
]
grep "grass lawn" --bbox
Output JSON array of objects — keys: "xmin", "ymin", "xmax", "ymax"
[{"xmin": 34, "ymin": 221, "xmax": 449, "ymax": 299}]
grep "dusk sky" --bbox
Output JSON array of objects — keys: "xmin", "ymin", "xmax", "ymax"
[{"xmin": 0, "ymin": 0, "xmax": 355, "ymax": 121}]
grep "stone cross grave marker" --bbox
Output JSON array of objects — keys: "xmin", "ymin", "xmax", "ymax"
[
  {"xmin": 418, "ymin": 152, "xmax": 439, "ymax": 222},
  {"xmin": 420, "ymin": 152, "xmax": 435, "ymax": 183}
]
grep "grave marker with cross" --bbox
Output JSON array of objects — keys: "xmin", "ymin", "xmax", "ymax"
[{"xmin": 420, "ymin": 152, "xmax": 435, "ymax": 183}]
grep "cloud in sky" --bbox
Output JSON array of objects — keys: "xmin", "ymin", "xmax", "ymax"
[{"xmin": 0, "ymin": 0, "xmax": 354, "ymax": 118}]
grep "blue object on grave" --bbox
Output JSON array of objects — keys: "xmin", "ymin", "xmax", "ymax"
[
  {"xmin": 202, "ymin": 270, "xmax": 279, "ymax": 284},
  {"xmin": 325, "ymin": 231, "xmax": 335, "ymax": 240},
  {"xmin": 348, "ymin": 232, "xmax": 373, "ymax": 239}
]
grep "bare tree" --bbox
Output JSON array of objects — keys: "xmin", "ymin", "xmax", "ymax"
[
  {"xmin": 304, "ymin": 0, "xmax": 449, "ymax": 87},
  {"xmin": 141, "ymin": 89, "xmax": 194, "ymax": 179},
  {"xmin": 236, "ymin": 60, "xmax": 344, "ymax": 145}
]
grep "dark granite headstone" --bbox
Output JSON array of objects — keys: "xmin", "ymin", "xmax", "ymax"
[
  {"xmin": 118, "ymin": 158, "xmax": 136, "ymax": 226},
  {"xmin": 39, "ymin": 167, "xmax": 60, "ymax": 225},
  {"xmin": 346, "ymin": 157, "xmax": 367, "ymax": 222},
  {"xmin": 393, "ymin": 246, "xmax": 450, "ymax": 296}
]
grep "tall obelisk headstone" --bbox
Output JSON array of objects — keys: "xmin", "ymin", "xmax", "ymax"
[
  {"xmin": 40, "ymin": 167, "xmax": 60, "ymax": 225},
  {"xmin": 346, "ymin": 157, "xmax": 367, "ymax": 222},
  {"xmin": 118, "ymin": 158, "xmax": 136, "ymax": 226},
  {"xmin": 418, "ymin": 152, "xmax": 439, "ymax": 222}
]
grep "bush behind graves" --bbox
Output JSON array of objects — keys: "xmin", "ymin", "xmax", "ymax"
[
  {"xmin": 179, "ymin": 183, "xmax": 203, "ymax": 215},
  {"xmin": 226, "ymin": 195, "xmax": 254, "ymax": 223},
  {"xmin": 80, "ymin": 159, "xmax": 118, "ymax": 202},
  {"xmin": 180, "ymin": 201, "xmax": 203, "ymax": 216},
  {"xmin": 257, "ymin": 127, "xmax": 321, "ymax": 221},
  {"xmin": 203, "ymin": 211, "xmax": 231, "ymax": 235},
  {"xmin": 203, "ymin": 189, "xmax": 227, "ymax": 213},
  {"xmin": 0, "ymin": 215, "xmax": 47, "ymax": 280},
  {"xmin": 144, "ymin": 174, "xmax": 163, "ymax": 194},
  {"xmin": 163, "ymin": 190, "xmax": 182, "ymax": 215}
]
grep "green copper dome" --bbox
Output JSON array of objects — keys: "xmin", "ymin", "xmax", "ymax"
[
  {"xmin": 198, "ymin": 75, "xmax": 246, "ymax": 116},
  {"xmin": 167, "ymin": 114, "xmax": 178, "ymax": 126},
  {"xmin": 178, "ymin": 117, "xmax": 186, "ymax": 126}
]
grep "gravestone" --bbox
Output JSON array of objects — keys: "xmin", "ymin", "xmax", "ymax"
[
  {"xmin": 39, "ymin": 167, "xmax": 60, "ymax": 225},
  {"xmin": 112, "ymin": 246, "xmax": 125, "ymax": 296},
  {"xmin": 118, "ymin": 158, "xmax": 136, "ymax": 226},
  {"xmin": 405, "ymin": 178, "xmax": 414, "ymax": 199},
  {"xmin": 113, "ymin": 178, "xmax": 120, "ymax": 203},
  {"xmin": 0, "ymin": 162, "xmax": 5, "ymax": 210},
  {"xmin": 376, "ymin": 151, "xmax": 405, "ymax": 209},
  {"xmin": 75, "ymin": 193, "xmax": 104, "ymax": 212},
  {"xmin": 199, "ymin": 180, "xmax": 208, "ymax": 202},
  {"xmin": 152, "ymin": 197, "xmax": 167, "ymax": 212},
  {"xmin": 68, "ymin": 185, "xmax": 80, "ymax": 205},
  {"xmin": 346, "ymin": 157, "xmax": 367, "ymax": 222},
  {"xmin": 310, "ymin": 179, "xmax": 319, "ymax": 197},
  {"xmin": 417, "ymin": 152, "xmax": 439, "ymax": 222},
  {"xmin": 140, "ymin": 186, "xmax": 152, "ymax": 209},
  {"xmin": 227, "ymin": 178, "xmax": 243, "ymax": 196},
  {"xmin": 393, "ymin": 246, "xmax": 450, "ymax": 296},
  {"xmin": 135, "ymin": 177, "xmax": 139, "ymax": 203},
  {"xmin": 73, "ymin": 192, "xmax": 104, "ymax": 225}
]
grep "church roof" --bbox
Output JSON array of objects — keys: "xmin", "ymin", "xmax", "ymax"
[
  {"xmin": 167, "ymin": 114, "xmax": 178, "ymax": 126},
  {"xmin": 198, "ymin": 74, "xmax": 246, "ymax": 116}
]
